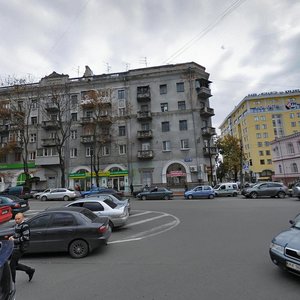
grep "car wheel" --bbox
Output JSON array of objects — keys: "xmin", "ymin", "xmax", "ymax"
[
  {"xmin": 277, "ymin": 192, "xmax": 286, "ymax": 198},
  {"xmin": 142, "ymin": 195, "xmax": 147, "ymax": 200},
  {"xmin": 41, "ymin": 196, "xmax": 47, "ymax": 201},
  {"xmin": 109, "ymin": 220, "xmax": 114, "ymax": 230},
  {"xmin": 69, "ymin": 239, "xmax": 89, "ymax": 258},
  {"xmin": 63, "ymin": 195, "xmax": 70, "ymax": 201},
  {"xmin": 188, "ymin": 195, "xmax": 193, "ymax": 199},
  {"xmin": 208, "ymin": 194, "xmax": 214, "ymax": 199},
  {"xmin": 250, "ymin": 192, "xmax": 258, "ymax": 199},
  {"xmin": 164, "ymin": 195, "xmax": 170, "ymax": 200},
  {"xmin": 232, "ymin": 192, "xmax": 237, "ymax": 197}
]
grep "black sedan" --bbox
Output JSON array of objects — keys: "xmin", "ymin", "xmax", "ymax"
[
  {"xmin": 136, "ymin": 187, "xmax": 173, "ymax": 200},
  {"xmin": 0, "ymin": 207, "xmax": 111, "ymax": 258},
  {"xmin": 0, "ymin": 195, "xmax": 29, "ymax": 217},
  {"xmin": 270, "ymin": 213, "xmax": 300, "ymax": 276}
]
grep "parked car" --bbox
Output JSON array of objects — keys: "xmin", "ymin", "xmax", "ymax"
[
  {"xmin": 33, "ymin": 188, "xmax": 53, "ymax": 199},
  {"xmin": 39, "ymin": 188, "xmax": 81, "ymax": 201},
  {"xmin": 136, "ymin": 187, "xmax": 173, "ymax": 200},
  {"xmin": 81, "ymin": 187, "xmax": 124, "ymax": 198},
  {"xmin": 0, "ymin": 206, "xmax": 12, "ymax": 224},
  {"xmin": 270, "ymin": 213, "xmax": 300, "ymax": 276},
  {"xmin": 184, "ymin": 185, "xmax": 215, "ymax": 199},
  {"xmin": 292, "ymin": 182, "xmax": 300, "ymax": 199},
  {"xmin": 0, "ymin": 195, "xmax": 29, "ymax": 217},
  {"xmin": 0, "ymin": 207, "xmax": 111, "ymax": 258},
  {"xmin": 214, "ymin": 183, "xmax": 239, "ymax": 197},
  {"xmin": 66, "ymin": 198, "xmax": 129, "ymax": 229},
  {"xmin": 85, "ymin": 193, "xmax": 131, "ymax": 214},
  {"xmin": 241, "ymin": 182, "xmax": 288, "ymax": 198},
  {"xmin": 132, "ymin": 187, "xmax": 150, "ymax": 198},
  {"xmin": 0, "ymin": 240, "xmax": 16, "ymax": 299},
  {"xmin": 0, "ymin": 185, "xmax": 31, "ymax": 200}
]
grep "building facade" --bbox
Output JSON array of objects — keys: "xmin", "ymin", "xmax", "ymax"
[
  {"xmin": 0, "ymin": 62, "xmax": 216, "ymax": 192},
  {"xmin": 271, "ymin": 132, "xmax": 300, "ymax": 186},
  {"xmin": 219, "ymin": 90, "xmax": 300, "ymax": 182}
]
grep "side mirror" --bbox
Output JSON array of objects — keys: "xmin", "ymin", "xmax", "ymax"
[{"xmin": 289, "ymin": 220, "xmax": 295, "ymax": 225}]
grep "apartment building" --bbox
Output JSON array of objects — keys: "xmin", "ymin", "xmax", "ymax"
[
  {"xmin": 0, "ymin": 62, "xmax": 215, "ymax": 192},
  {"xmin": 219, "ymin": 90, "xmax": 300, "ymax": 181},
  {"xmin": 271, "ymin": 132, "xmax": 300, "ymax": 185}
]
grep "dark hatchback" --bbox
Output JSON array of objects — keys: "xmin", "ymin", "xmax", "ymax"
[
  {"xmin": 0, "ymin": 195, "xmax": 29, "ymax": 217},
  {"xmin": 270, "ymin": 213, "xmax": 300, "ymax": 276},
  {"xmin": 0, "ymin": 207, "xmax": 111, "ymax": 259},
  {"xmin": 0, "ymin": 241, "xmax": 16, "ymax": 299},
  {"xmin": 81, "ymin": 187, "xmax": 124, "ymax": 198},
  {"xmin": 136, "ymin": 187, "xmax": 173, "ymax": 200}
]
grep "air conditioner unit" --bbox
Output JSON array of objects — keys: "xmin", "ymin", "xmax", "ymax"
[{"xmin": 190, "ymin": 166, "xmax": 198, "ymax": 172}]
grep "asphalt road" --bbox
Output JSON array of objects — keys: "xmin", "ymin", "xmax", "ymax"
[{"xmin": 11, "ymin": 196, "xmax": 300, "ymax": 300}]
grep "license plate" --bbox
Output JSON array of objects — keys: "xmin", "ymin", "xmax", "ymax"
[
  {"xmin": 286, "ymin": 261, "xmax": 300, "ymax": 271},
  {"xmin": 21, "ymin": 204, "xmax": 26, "ymax": 207}
]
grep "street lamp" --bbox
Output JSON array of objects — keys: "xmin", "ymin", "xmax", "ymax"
[{"xmin": 90, "ymin": 146, "xmax": 93, "ymax": 188}]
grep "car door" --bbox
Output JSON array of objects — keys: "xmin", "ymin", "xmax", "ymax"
[
  {"xmin": 258, "ymin": 183, "xmax": 268, "ymax": 196},
  {"xmin": 194, "ymin": 186, "xmax": 203, "ymax": 198},
  {"xmin": 46, "ymin": 212, "xmax": 77, "ymax": 252},
  {"xmin": 47, "ymin": 189, "xmax": 59, "ymax": 200},
  {"xmin": 28, "ymin": 213, "xmax": 52, "ymax": 253}
]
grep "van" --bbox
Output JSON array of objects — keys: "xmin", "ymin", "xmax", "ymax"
[
  {"xmin": 0, "ymin": 186, "xmax": 31, "ymax": 200},
  {"xmin": 214, "ymin": 183, "xmax": 239, "ymax": 197}
]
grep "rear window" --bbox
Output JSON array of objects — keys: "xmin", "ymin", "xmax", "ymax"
[
  {"xmin": 103, "ymin": 199, "xmax": 117, "ymax": 208},
  {"xmin": 80, "ymin": 209, "xmax": 99, "ymax": 222}
]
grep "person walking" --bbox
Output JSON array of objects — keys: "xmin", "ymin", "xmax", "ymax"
[{"xmin": 8, "ymin": 213, "xmax": 35, "ymax": 283}]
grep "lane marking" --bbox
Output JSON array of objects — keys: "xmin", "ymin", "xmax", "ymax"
[{"xmin": 126, "ymin": 213, "xmax": 169, "ymax": 227}]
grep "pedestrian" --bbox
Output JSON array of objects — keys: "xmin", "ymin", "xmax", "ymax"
[
  {"xmin": 8, "ymin": 213, "xmax": 35, "ymax": 283},
  {"xmin": 130, "ymin": 183, "xmax": 134, "ymax": 195}
]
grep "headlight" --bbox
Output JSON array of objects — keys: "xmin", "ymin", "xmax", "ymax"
[{"xmin": 270, "ymin": 242, "xmax": 284, "ymax": 254}]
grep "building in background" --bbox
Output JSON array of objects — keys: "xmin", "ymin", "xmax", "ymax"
[
  {"xmin": 271, "ymin": 132, "xmax": 300, "ymax": 186},
  {"xmin": 0, "ymin": 62, "xmax": 216, "ymax": 192},
  {"xmin": 219, "ymin": 91, "xmax": 300, "ymax": 182}
]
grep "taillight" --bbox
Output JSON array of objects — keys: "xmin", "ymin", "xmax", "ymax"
[
  {"xmin": 98, "ymin": 225, "xmax": 108, "ymax": 234},
  {"xmin": 14, "ymin": 203, "xmax": 21, "ymax": 208}
]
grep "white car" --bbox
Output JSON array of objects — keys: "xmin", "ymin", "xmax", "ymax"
[
  {"xmin": 66, "ymin": 198, "xmax": 129, "ymax": 229},
  {"xmin": 33, "ymin": 188, "xmax": 53, "ymax": 199},
  {"xmin": 39, "ymin": 188, "xmax": 80, "ymax": 201},
  {"xmin": 84, "ymin": 193, "xmax": 131, "ymax": 214}
]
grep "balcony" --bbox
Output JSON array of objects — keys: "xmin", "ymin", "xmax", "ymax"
[
  {"xmin": 35, "ymin": 156, "xmax": 60, "ymax": 166},
  {"xmin": 41, "ymin": 138, "xmax": 57, "ymax": 147},
  {"xmin": 97, "ymin": 115, "xmax": 112, "ymax": 124},
  {"xmin": 196, "ymin": 86, "xmax": 212, "ymax": 99},
  {"xmin": 45, "ymin": 102, "xmax": 59, "ymax": 112},
  {"xmin": 201, "ymin": 126, "xmax": 216, "ymax": 136},
  {"xmin": 41, "ymin": 120, "xmax": 59, "ymax": 130},
  {"xmin": 80, "ymin": 135, "xmax": 94, "ymax": 144},
  {"xmin": 137, "ymin": 130, "xmax": 153, "ymax": 139},
  {"xmin": 200, "ymin": 107, "xmax": 215, "ymax": 117},
  {"xmin": 137, "ymin": 111, "xmax": 152, "ymax": 120},
  {"xmin": 137, "ymin": 150, "xmax": 154, "ymax": 160},
  {"xmin": 137, "ymin": 86, "xmax": 151, "ymax": 102},
  {"xmin": 203, "ymin": 146, "xmax": 218, "ymax": 156},
  {"xmin": 97, "ymin": 134, "xmax": 112, "ymax": 143},
  {"xmin": 80, "ymin": 100, "xmax": 95, "ymax": 109},
  {"xmin": 80, "ymin": 117, "xmax": 94, "ymax": 125}
]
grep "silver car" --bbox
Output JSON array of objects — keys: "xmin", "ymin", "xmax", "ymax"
[
  {"xmin": 292, "ymin": 182, "xmax": 300, "ymax": 199},
  {"xmin": 39, "ymin": 188, "xmax": 80, "ymax": 201},
  {"xmin": 66, "ymin": 198, "xmax": 129, "ymax": 229}
]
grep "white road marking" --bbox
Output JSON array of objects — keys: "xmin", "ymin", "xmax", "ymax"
[{"xmin": 126, "ymin": 213, "xmax": 169, "ymax": 227}]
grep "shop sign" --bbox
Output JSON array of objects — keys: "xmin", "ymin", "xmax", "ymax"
[
  {"xmin": 69, "ymin": 170, "xmax": 128, "ymax": 178},
  {"xmin": 0, "ymin": 162, "xmax": 36, "ymax": 170},
  {"xmin": 167, "ymin": 171, "xmax": 186, "ymax": 177}
]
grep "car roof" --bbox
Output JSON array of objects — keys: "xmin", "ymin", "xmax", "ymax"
[{"xmin": 45, "ymin": 206, "xmax": 87, "ymax": 213}]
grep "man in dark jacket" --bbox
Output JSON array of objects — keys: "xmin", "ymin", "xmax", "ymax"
[{"xmin": 8, "ymin": 213, "xmax": 35, "ymax": 283}]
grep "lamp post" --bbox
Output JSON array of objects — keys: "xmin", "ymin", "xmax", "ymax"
[{"xmin": 90, "ymin": 146, "xmax": 93, "ymax": 188}]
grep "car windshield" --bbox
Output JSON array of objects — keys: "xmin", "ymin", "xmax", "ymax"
[
  {"xmin": 0, "ymin": 197, "xmax": 13, "ymax": 204},
  {"xmin": 214, "ymin": 184, "xmax": 220, "ymax": 189}
]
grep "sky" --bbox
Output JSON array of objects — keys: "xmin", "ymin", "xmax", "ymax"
[{"xmin": 0, "ymin": 0, "xmax": 300, "ymax": 130}]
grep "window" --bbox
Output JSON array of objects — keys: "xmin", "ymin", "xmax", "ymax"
[
  {"xmin": 71, "ymin": 130, "xmax": 77, "ymax": 139},
  {"xmin": 29, "ymin": 151, "xmax": 36, "ymax": 160},
  {"xmin": 279, "ymin": 165, "xmax": 282, "ymax": 173},
  {"xmin": 258, "ymin": 151, "xmax": 264, "ymax": 156},
  {"xmin": 255, "ymin": 124, "xmax": 260, "ymax": 130},
  {"xmin": 266, "ymin": 150, "xmax": 271, "ymax": 155},
  {"xmin": 176, "ymin": 82, "xmax": 184, "ymax": 92},
  {"xmin": 119, "ymin": 126, "xmax": 126, "ymax": 136},
  {"xmin": 70, "ymin": 148, "xmax": 78, "ymax": 158},
  {"xmin": 71, "ymin": 113, "xmax": 77, "ymax": 121},
  {"xmin": 86, "ymin": 147, "xmax": 93, "ymax": 157},
  {"xmin": 118, "ymin": 89, "xmax": 125, "ymax": 99},
  {"xmin": 71, "ymin": 95, "xmax": 78, "ymax": 107},
  {"xmin": 260, "ymin": 116, "xmax": 266, "ymax": 121},
  {"xmin": 159, "ymin": 84, "xmax": 167, "ymax": 94},
  {"xmin": 30, "ymin": 133, "xmax": 37, "ymax": 143},
  {"xmin": 291, "ymin": 163, "xmax": 298, "ymax": 173},
  {"xmin": 31, "ymin": 99, "xmax": 38, "ymax": 109},
  {"xmin": 31, "ymin": 116, "xmax": 37, "ymax": 125},
  {"xmin": 101, "ymin": 146, "xmax": 110, "ymax": 156},
  {"xmin": 161, "ymin": 122, "xmax": 170, "ymax": 132},
  {"xmin": 290, "ymin": 113, "xmax": 295, "ymax": 119},
  {"xmin": 256, "ymin": 133, "xmax": 261, "ymax": 138},
  {"xmin": 267, "ymin": 159, "xmax": 272, "ymax": 164},
  {"xmin": 180, "ymin": 139, "xmax": 189, "ymax": 149},
  {"xmin": 254, "ymin": 116, "xmax": 259, "ymax": 121},
  {"xmin": 260, "ymin": 159, "xmax": 265, "ymax": 165},
  {"xmin": 0, "ymin": 155, "xmax": 7, "ymax": 163},
  {"xmin": 83, "ymin": 202, "xmax": 104, "ymax": 212},
  {"xmin": 262, "ymin": 124, "xmax": 267, "ymax": 129},
  {"xmin": 163, "ymin": 141, "xmax": 171, "ymax": 151},
  {"xmin": 264, "ymin": 141, "xmax": 270, "ymax": 147},
  {"xmin": 287, "ymin": 143, "xmax": 295, "ymax": 154},
  {"xmin": 119, "ymin": 107, "xmax": 126, "ymax": 116},
  {"xmin": 160, "ymin": 103, "xmax": 168, "ymax": 112},
  {"xmin": 30, "ymin": 215, "xmax": 51, "ymax": 229},
  {"xmin": 178, "ymin": 101, "xmax": 186, "ymax": 110},
  {"xmin": 291, "ymin": 122, "xmax": 296, "ymax": 127},
  {"xmin": 119, "ymin": 144, "xmax": 126, "ymax": 155},
  {"xmin": 179, "ymin": 120, "xmax": 188, "ymax": 131},
  {"xmin": 263, "ymin": 132, "xmax": 268, "ymax": 138},
  {"xmin": 15, "ymin": 152, "xmax": 21, "ymax": 162},
  {"xmin": 51, "ymin": 213, "xmax": 75, "ymax": 227}
]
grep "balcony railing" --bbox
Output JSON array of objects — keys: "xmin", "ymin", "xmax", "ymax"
[
  {"xmin": 201, "ymin": 126, "xmax": 216, "ymax": 136},
  {"xmin": 137, "ymin": 130, "xmax": 153, "ymax": 139},
  {"xmin": 35, "ymin": 156, "xmax": 60, "ymax": 166},
  {"xmin": 41, "ymin": 138, "xmax": 57, "ymax": 147},
  {"xmin": 196, "ymin": 86, "xmax": 212, "ymax": 99},
  {"xmin": 203, "ymin": 146, "xmax": 218, "ymax": 156},
  {"xmin": 80, "ymin": 117, "xmax": 94, "ymax": 124},
  {"xmin": 80, "ymin": 135, "xmax": 94, "ymax": 144},
  {"xmin": 200, "ymin": 107, "xmax": 215, "ymax": 117},
  {"xmin": 45, "ymin": 103, "xmax": 59, "ymax": 112},
  {"xmin": 137, "ymin": 111, "xmax": 152, "ymax": 120},
  {"xmin": 137, "ymin": 150, "xmax": 154, "ymax": 159},
  {"xmin": 41, "ymin": 120, "xmax": 59, "ymax": 130}
]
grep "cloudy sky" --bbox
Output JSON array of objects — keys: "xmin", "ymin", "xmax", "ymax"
[{"xmin": 1, "ymin": 0, "xmax": 299, "ymax": 129}]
